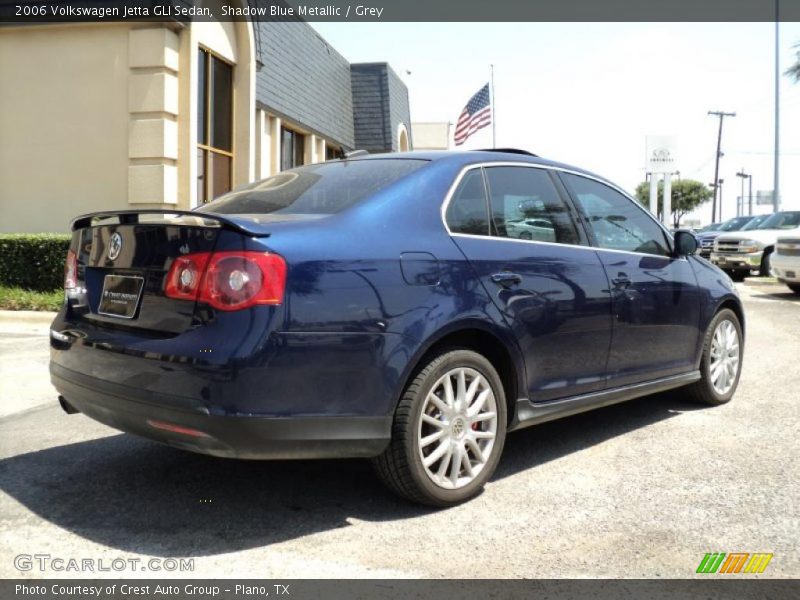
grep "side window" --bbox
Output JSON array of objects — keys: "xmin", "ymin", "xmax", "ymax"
[
  {"xmin": 563, "ymin": 173, "xmax": 670, "ymax": 256},
  {"xmin": 484, "ymin": 167, "xmax": 579, "ymax": 245},
  {"xmin": 445, "ymin": 170, "xmax": 490, "ymax": 236}
]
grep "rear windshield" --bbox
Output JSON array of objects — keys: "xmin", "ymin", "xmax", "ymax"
[
  {"xmin": 756, "ymin": 211, "xmax": 800, "ymax": 230},
  {"xmin": 199, "ymin": 159, "xmax": 427, "ymax": 215}
]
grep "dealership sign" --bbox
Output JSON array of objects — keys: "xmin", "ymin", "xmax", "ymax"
[{"xmin": 646, "ymin": 135, "xmax": 678, "ymax": 174}]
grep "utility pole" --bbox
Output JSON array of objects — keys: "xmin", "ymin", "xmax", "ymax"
[
  {"xmin": 773, "ymin": 1, "xmax": 781, "ymax": 212},
  {"xmin": 708, "ymin": 110, "xmax": 736, "ymax": 223},
  {"xmin": 719, "ymin": 179, "xmax": 725, "ymax": 222}
]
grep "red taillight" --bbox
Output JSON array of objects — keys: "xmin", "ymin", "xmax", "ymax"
[
  {"xmin": 164, "ymin": 251, "xmax": 286, "ymax": 311},
  {"xmin": 64, "ymin": 249, "xmax": 78, "ymax": 290},
  {"xmin": 164, "ymin": 253, "xmax": 211, "ymax": 301}
]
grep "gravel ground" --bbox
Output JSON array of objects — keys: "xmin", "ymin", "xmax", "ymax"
[{"xmin": 0, "ymin": 283, "xmax": 797, "ymax": 579}]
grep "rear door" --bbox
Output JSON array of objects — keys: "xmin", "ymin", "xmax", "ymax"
[
  {"xmin": 445, "ymin": 165, "xmax": 613, "ymax": 403},
  {"xmin": 559, "ymin": 172, "xmax": 702, "ymax": 387}
]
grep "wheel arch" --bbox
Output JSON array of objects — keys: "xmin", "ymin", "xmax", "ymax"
[
  {"xmin": 717, "ymin": 296, "xmax": 746, "ymax": 338},
  {"xmin": 394, "ymin": 320, "xmax": 526, "ymax": 426},
  {"xmin": 696, "ymin": 294, "xmax": 746, "ymax": 370}
]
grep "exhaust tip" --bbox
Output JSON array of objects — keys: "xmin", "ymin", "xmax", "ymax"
[{"xmin": 58, "ymin": 395, "xmax": 80, "ymax": 415}]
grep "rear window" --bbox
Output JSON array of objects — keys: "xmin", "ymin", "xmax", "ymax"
[{"xmin": 198, "ymin": 159, "xmax": 427, "ymax": 215}]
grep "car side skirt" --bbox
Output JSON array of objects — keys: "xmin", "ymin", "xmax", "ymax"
[{"xmin": 509, "ymin": 371, "xmax": 701, "ymax": 432}]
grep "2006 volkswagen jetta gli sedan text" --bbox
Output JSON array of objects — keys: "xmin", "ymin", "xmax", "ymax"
[{"xmin": 50, "ymin": 150, "xmax": 745, "ymax": 506}]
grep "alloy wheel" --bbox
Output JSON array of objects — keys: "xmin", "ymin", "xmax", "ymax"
[
  {"xmin": 417, "ymin": 367, "xmax": 498, "ymax": 490},
  {"xmin": 709, "ymin": 319, "xmax": 740, "ymax": 395}
]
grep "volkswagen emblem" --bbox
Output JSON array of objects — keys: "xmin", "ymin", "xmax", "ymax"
[{"xmin": 107, "ymin": 232, "xmax": 123, "ymax": 261}]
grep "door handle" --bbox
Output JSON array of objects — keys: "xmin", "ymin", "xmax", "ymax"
[
  {"xmin": 611, "ymin": 273, "xmax": 631, "ymax": 288},
  {"xmin": 490, "ymin": 272, "xmax": 522, "ymax": 287}
]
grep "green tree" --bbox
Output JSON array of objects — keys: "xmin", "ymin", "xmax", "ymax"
[
  {"xmin": 634, "ymin": 179, "xmax": 713, "ymax": 229},
  {"xmin": 787, "ymin": 42, "xmax": 800, "ymax": 82}
]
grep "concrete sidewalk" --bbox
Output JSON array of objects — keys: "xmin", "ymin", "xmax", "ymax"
[
  {"xmin": 0, "ymin": 310, "xmax": 56, "ymax": 417},
  {"xmin": 0, "ymin": 310, "xmax": 56, "ymax": 336}
]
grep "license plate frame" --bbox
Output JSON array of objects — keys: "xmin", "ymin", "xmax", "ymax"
[{"xmin": 98, "ymin": 274, "xmax": 145, "ymax": 319}]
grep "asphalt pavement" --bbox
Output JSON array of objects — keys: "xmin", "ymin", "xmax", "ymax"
[{"xmin": 0, "ymin": 282, "xmax": 797, "ymax": 578}]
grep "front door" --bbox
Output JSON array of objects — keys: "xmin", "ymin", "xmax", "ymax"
[{"xmin": 559, "ymin": 172, "xmax": 703, "ymax": 388}]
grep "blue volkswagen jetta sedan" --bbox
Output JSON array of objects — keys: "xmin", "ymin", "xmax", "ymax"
[{"xmin": 50, "ymin": 149, "xmax": 744, "ymax": 506}]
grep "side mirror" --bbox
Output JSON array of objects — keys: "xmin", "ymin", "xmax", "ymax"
[{"xmin": 673, "ymin": 229, "xmax": 698, "ymax": 257}]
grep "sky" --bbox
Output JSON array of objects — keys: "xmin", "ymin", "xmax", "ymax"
[{"xmin": 312, "ymin": 22, "xmax": 800, "ymax": 225}]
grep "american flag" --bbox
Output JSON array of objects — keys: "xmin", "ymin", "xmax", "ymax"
[{"xmin": 454, "ymin": 84, "xmax": 492, "ymax": 146}]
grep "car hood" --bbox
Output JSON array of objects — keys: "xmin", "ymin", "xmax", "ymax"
[
  {"xmin": 696, "ymin": 231, "xmax": 723, "ymax": 241},
  {"xmin": 715, "ymin": 228, "xmax": 800, "ymax": 244}
]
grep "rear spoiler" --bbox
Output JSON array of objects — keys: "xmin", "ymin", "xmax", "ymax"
[{"xmin": 71, "ymin": 209, "xmax": 267, "ymax": 236}]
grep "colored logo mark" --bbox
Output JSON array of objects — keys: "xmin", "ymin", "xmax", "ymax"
[{"xmin": 696, "ymin": 553, "xmax": 773, "ymax": 574}]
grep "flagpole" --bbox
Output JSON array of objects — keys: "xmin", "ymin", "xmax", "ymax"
[{"xmin": 490, "ymin": 64, "xmax": 496, "ymax": 148}]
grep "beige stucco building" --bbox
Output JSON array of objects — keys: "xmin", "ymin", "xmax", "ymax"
[
  {"xmin": 0, "ymin": 10, "xmax": 411, "ymax": 233},
  {"xmin": 411, "ymin": 122, "xmax": 452, "ymax": 151}
]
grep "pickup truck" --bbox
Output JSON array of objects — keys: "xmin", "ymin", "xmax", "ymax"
[
  {"xmin": 771, "ymin": 233, "xmax": 800, "ymax": 294},
  {"xmin": 711, "ymin": 211, "xmax": 800, "ymax": 281}
]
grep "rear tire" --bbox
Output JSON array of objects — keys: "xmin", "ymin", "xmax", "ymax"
[
  {"xmin": 685, "ymin": 308, "xmax": 743, "ymax": 406},
  {"xmin": 373, "ymin": 349, "xmax": 507, "ymax": 507}
]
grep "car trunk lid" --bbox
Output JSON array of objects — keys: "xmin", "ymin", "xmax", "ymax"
[{"xmin": 66, "ymin": 211, "xmax": 266, "ymax": 335}]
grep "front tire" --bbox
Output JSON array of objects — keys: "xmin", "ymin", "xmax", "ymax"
[
  {"xmin": 373, "ymin": 349, "xmax": 507, "ymax": 507},
  {"xmin": 685, "ymin": 309, "xmax": 743, "ymax": 406},
  {"xmin": 726, "ymin": 269, "xmax": 746, "ymax": 282},
  {"xmin": 759, "ymin": 249, "xmax": 773, "ymax": 277},
  {"xmin": 788, "ymin": 284, "xmax": 800, "ymax": 295}
]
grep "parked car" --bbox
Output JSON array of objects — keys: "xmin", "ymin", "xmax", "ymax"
[
  {"xmin": 711, "ymin": 211, "xmax": 800, "ymax": 281},
  {"xmin": 771, "ymin": 232, "xmax": 800, "ymax": 295},
  {"xmin": 696, "ymin": 214, "xmax": 768, "ymax": 259},
  {"xmin": 50, "ymin": 150, "xmax": 745, "ymax": 506},
  {"xmin": 504, "ymin": 217, "xmax": 556, "ymax": 241}
]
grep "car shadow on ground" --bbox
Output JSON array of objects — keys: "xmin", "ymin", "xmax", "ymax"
[
  {"xmin": 750, "ymin": 290, "xmax": 800, "ymax": 302},
  {"xmin": 0, "ymin": 390, "xmax": 703, "ymax": 558}
]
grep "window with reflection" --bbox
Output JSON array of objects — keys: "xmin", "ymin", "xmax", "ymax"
[
  {"xmin": 197, "ymin": 48, "xmax": 233, "ymax": 204},
  {"xmin": 484, "ymin": 167, "xmax": 579, "ymax": 245},
  {"xmin": 563, "ymin": 173, "xmax": 670, "ymax": 256},
  {"xmin": 445, "ymin": 170, "xmax": 490, "ymax": 236},
  {"xmin": 281, "ymin": 127, "xmax": 306, "ymax": 171}
]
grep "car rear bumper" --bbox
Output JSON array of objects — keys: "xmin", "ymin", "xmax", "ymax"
[{"xmin": 51, "ymin": 362, "xmax": 392, "ymax": 459}]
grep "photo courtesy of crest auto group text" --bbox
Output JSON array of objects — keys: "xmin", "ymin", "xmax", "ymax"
[{"xmin": 0, "ymin": 1, "xmax": 798, "ymax": 599}]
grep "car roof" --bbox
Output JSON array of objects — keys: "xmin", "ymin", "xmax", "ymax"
[{"xmin": 349, "ymin": 149, "xmax": 616, "ymax": 189}]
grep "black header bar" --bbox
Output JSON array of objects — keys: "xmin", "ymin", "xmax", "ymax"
[{"xmin": 2, "ymin": 0, "xmax": 800, "ymax": 23}]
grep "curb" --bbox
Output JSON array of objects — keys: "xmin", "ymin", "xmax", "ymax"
[
  {"xmin": 0, "ymin": 310, "xmax": 56, "ymax": 327},
  {"xmin": 743, "ymin": 277, "xmax": 779, "ymax": 287}
]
